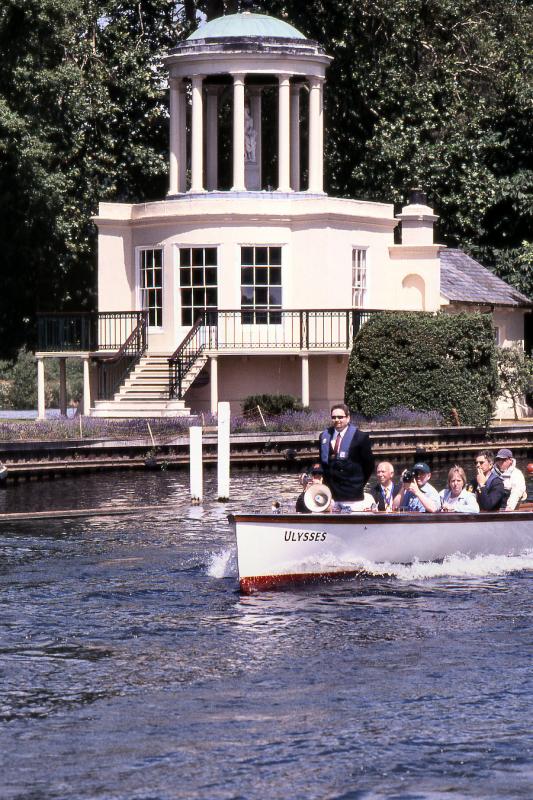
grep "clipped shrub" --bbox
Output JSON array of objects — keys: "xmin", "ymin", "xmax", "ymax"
[
  {"xmin": 345, "ymin": 312, "xmax": 499, "ymax": 427},
  {"xmin": 242, "ymin": 393, "xmax": 305, "ymax": 416}
]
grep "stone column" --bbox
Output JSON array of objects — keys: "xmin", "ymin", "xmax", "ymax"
[
  {"xmin": 37, "ymin": 357, "xmax": 46, "ymax": 420},
  {"xmin": 190, "ymin": 75, "xmax": 205, "ymax": 192},
  {"xmin": 232, "ymin": 73, "xmax": 246, "ymax": 191},
  {"xmin": 59, "ymin": 357, "xmax": 67, "ymax": 417},
  {"xmin": 301, "ymin": 354, "xmax": 309, "ymax": 408},
  {"xmin": 290, "ymin": 85, "xmax": 301, "ymax": 191},
  {"xmin": 308, "ymin": 76, "xmax": 324, "ymax": 193},
  {"xmin": 205, "ymin": 86, "xmax": 219, "ymax": 191},
  {"xmin": 210, "ymin": 355, "xmax": 218, "ymax": 414},
  {"xmin": 82, "ymin": 357, "xmax": 91, "ymax": 416},
  {"xmin": 278, "ymin": 74, "xmax": 291, "ymax": 192},
  {"xmin": 168, "ymin": 78, "xmax": 185, "ymax": 195},
  {"xmin": 179, "ymin": 88, "xmax": 187, "ymax": 192}
]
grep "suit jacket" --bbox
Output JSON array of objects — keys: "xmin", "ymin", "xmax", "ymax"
[
  {"xmin": 319, "ymin": 424, "xmax": 374, "ymax": 501},
  {"xmin": 370, "ymin": 481, "xmax": 399, "ymax": 511}
]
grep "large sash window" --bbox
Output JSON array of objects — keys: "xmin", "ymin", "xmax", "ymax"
[
  {"xmin": 240, "ymin": 245, "xmax": 282, "ymax": 324},
  {"xmin": 179, "ymin": 247, "xmax": 218, "ymax": 326}
]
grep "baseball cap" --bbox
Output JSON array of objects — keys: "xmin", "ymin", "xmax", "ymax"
[
  {"xmin": 495, "ymin": 448, "xmax": 513, "ymax": 460},
  {"xmin": 412, "ymin": 462, "xmax": 431, "ymax": 474}
]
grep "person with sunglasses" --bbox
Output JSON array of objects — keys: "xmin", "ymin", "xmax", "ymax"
[
  {"xmin": 472, "ymin": 450, "xmax": 508, "ymax": 511},
  {"xmin": 319, "ymin": 403, "xmax": 374, "ymax": 510}
]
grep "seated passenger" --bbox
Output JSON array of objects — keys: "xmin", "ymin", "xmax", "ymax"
[
  {"xmin": 393, "ymin": 462, "xmax": 440, "ymax": 513},
  {"xmin": 472, "ymin": 450, "xmax": 508, "ymax": 511},
  {"xmin": 493, "ymin": 448, "xmax": 527, "ymax": 511},
  {"xmin": 440, "ymin": 466, "xmax": 479, "ymax": 513},
  {"xmin": 370, "ymin": 461, "xmax": 398, "ymax": 512},
  {"xmin": 295, "ymin": 464, "xmax": 331, "ymax": 513}
]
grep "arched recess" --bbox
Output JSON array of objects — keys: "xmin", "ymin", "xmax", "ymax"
[{"xmin": 401, "ymin": 274, "xmax": 425, "ymax": 310}]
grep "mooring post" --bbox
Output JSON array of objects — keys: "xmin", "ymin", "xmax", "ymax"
[
  {"xmin": 217, "ymin": 401, "xmax": 230, "ymax": 501},
  {"xmin": 189, "ymin": 426, "xmax": 203, "ymax": 504}
]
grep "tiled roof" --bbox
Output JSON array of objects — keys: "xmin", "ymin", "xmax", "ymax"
[{"xmin": 440, "ymin": 249, "xmax": 532, "ymax": 308}]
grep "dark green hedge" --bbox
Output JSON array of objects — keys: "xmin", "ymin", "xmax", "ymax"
[
  {"xmin": 242, "ymin": 393, "xmax": 304, "ymax": 416},
  {"xmin": 345, "ymin": 312, "xmax": 499, "ymax": 426}
]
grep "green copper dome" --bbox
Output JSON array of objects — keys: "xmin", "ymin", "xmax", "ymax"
[{"xmin": 188, "ymin": 12, "xmax": 306, "ymax": 41}]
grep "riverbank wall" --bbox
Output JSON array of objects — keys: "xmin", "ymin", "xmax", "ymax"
[{"xmin": 1, "ymin": 424, "xmax": 532, "ymax": 482}]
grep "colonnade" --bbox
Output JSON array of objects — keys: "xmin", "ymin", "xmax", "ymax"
[{"xmin": 168, "ymin": 73, "xmax": 324, "ymax": 195}]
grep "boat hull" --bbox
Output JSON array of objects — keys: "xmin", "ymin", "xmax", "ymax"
[{"xmin": 229, "ymin": 510, "xmax": 533, "ymax": 593}]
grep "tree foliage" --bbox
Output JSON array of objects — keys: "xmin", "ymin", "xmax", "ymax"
[
  {"xmin": 345, "ymin": 312, "xmax": 499, "ymax": 426},
  {"xmin": 0, "ymin": 0, "xmax": 531, "ymax": 359},
  {"xmin": 496, "ymin": 345, "xmax": 533, "ymax": 420}
]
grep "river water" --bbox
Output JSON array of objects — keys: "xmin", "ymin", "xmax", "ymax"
[{"xmin": 1, "ymin": 466, "xmax": 532, "ymax": 800}]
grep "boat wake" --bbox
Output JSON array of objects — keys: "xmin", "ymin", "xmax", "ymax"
[
  {"xmin": 362, "ymin": 550, "xmax": 533, "ymax": 581},
  {"xmin": 207, "ymin": 547, "xmax": 238, "ymax": 578}
]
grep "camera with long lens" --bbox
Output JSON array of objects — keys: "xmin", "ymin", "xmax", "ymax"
[{"xmin": 402, "ymin": 469, "xmax": 414, "ymax": 483}]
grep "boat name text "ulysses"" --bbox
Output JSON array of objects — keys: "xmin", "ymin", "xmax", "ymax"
[{"xmin": 284, "ymin": 530, "xmax": 327, "ymax": 542}]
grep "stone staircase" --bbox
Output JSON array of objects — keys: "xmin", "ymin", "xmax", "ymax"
[{"xmin": 91, "ymin": 352, "xmax": 208, "ymax": 418}]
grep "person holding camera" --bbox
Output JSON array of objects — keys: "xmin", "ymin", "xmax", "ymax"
[{"xmin": 392, "ymin": 462, "xmax": 440, "ymax": 513}]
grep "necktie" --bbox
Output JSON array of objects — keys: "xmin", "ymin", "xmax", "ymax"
[{"xmin": 333, "ymin": 434, "xmax": 341, "ymax": 455}]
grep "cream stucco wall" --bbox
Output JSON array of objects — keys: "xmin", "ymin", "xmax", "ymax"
[
  {"xmin": 95, "ymin": 193, "xmax": 447, "ymax": 354},
  {"xmin": 184, "ymin": 352, "xmax": 349, "ymax": 414}
]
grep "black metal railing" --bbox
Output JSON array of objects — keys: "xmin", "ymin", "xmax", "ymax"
[
  {"xmin": 202, "ymin": 308, "xmax": 375, "ymax": 350},
  {"xmin": 169, "ymin": 315, "xmax": 217, "ymax": 399},
  {"xmin": 37, "ymin": 311, "xmax": 146, "ymax": 352},
  {"xmin": 94, "ymin": 312, "xmax": 148, "ymax": 400}
]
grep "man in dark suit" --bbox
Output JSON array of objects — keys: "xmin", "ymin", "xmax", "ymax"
[
  {"xmin": 319, "ymin": 403, "xmax": 374, "ymax": 506},
  {"xmin": 370, "ymin": 461, "xmax": 398, "ymax": 512}
]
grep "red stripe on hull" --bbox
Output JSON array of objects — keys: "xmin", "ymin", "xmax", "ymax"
[{"xmin": 239, "ymin": 569, "xmax": 366, "ymax": 594}]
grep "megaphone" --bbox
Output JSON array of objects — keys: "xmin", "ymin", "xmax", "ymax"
[{"xmin": 304, "ymin": 483, "xmax": 332, "ymax": 512}]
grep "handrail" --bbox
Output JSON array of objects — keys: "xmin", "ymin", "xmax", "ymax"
[
  {"xmin": 94, "ymin": 311, "xmax": 148, "ymax": 400},
  {"xmin": 168, "ymin": 315, "xmax": 214, "ymax": 400}
]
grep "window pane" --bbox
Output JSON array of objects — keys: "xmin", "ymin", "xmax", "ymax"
[
  {"xmin": 182, "ymin": 308, "xmax": 192, "ymax": 326},
  {"xmin": 269, "ymin": 247, "xmax": 282, "ymax": 265},
  {"xmin": 241, "ymin": 246, "xmax": 254, "ymax": 265},
  {"xmin": 270, "ymin": 266, "xmax": 281, "ymax": 284},
  {"xmin": 193, "ymin": 288, "xmax": 205, "ymax": 305},
  {"xmin": 256, "ymin": 310, "xmax": 268, "ymax": 324},
  {"xmin": 206, "ymin": 288, "xmax": 217, "ymax": 306},
  {"xmin": 269, "ymin": 311, "xmax": 282, "ymax": 324},
  {"xmin": 192, "ymin": 267, "xmax": 204, "ymax": 286},
  {"xmin": 205, "ymin": 267, "xmax": 217, "ymax": 285},
  {"xmin": 241, "ymin": 287, "xmax": 254, "ymax": 304},
  {"xmin": 192, "ymin": 248, "xmax": 204, "ymax": 266},
  {"xmin": 269, "ymin": 287, "xmax": 282, "ymax": 305},
  {"xmin": 205, "ymin": 248, "xmax": 217, "ymax": 266},
  {"xmin": 256, "ymin": 287, "xmax": 268, "ymax": 304},
  {"xmin": 180, "ymin": 249, "xmax": 191, "ymax": 267},
  {"xmin": 256, "ymin": 247, "xmax": 268, "ymax": 265},
  {"xmin": 154, "ymin": 250, "xmax": 163, "ymax": 268},
  {"xmin": 241, "ymin": 267, "xmax": 253, "ymax": 284},
  {"xmin": 242, "ymin": 311, "xmax": 254, "ymax": 324},
  {"xmin": 182, "ymin": 289, "xmax": 192, "ymax": 306},
  {"xmin": 180, "ymin": 267, "xmax": 191, "ymax": 286},
  {"xmin": 255, "ymin": 267, "xmax": 268, "ymax": 285}
]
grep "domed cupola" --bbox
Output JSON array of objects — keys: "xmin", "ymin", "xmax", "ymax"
[{"xmin": 164, "ymin": 5, "xmax": 331, "ymax": 195}]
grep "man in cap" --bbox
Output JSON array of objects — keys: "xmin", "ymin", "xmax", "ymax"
[
  {"xmin": 393, "ymin": 462, "xmax": 440, "ymax": 513},
  {"xmin": 493, "ymin": 448, "xmax": 527, "ymax": 511}
]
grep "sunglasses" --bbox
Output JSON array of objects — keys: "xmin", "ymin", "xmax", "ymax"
[{"xmin": 331, "ymin": 415, "xmax": 346, "ymax": 419}]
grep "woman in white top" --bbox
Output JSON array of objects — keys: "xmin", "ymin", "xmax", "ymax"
[{"xmin": 440, "ymin": 465, "xmax": 480, "ymax": 513}]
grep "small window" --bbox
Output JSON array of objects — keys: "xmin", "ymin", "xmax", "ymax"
[
  {"xmin": 240, "ymin": 246, "xmax": 282, "ymax": 324},
  {"xmin": 352, "ymin": 248, "xmax": 368, "ymax": 308},
  {"xmin": 139, "ymin": 248, "xmax": 163, "ymax": 327},
  {"xmin": 179, "ymin": 247, "xmax": 218, "ymax": 326}
]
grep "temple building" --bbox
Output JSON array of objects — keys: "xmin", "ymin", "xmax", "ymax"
[{"xmin": 36, "ymin": 9, "xmax": 532, "ymax": 418}]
